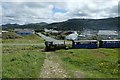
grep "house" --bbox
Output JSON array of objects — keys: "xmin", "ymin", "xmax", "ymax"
[
  {"xmin": 2, "ymin": 30, "xmax": 8, "ymax": 33},
  {"xmin": 65, "ymin": 31, "xmax": 78, "ymax": 40},
  {"xmin": 0, "ymin": 30, "xmax": 9, "ymax": 38},
  {"xmin": 44, "ymin": 28, "xmax": 60, "ymax": 33},
  {"xmin": 14, "ymin": 29, "xmax": 35, "ymax": 36},
  {"xmin": 44, "ymin": 28, "xmax": 52, "ymax": 33},
  {"xmin": 78, "ymin": 30, "xmax": 98, "ymax": 40},
  {"xmin": 98, "ymin": 30, "xmax": 118, "ymax": 40}
]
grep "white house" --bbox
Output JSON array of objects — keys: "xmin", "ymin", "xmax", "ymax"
[
  {"xmin": 98, "ymin": 30, "xmax": 118, "ymax": 40},
  {"xmin": 65, "ymin": 31, "xmax": 78, "ymax": 40},
  {"xmin": 14, "ymin": 29, "xmax": 35, "ymax": 35}
]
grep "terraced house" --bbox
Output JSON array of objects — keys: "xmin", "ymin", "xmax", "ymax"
[
  {"xmin": 14, "ymin": 29, "xmax": 35, "ymax": 36},
  {"xmin": 98, "ymin": 30, "xmax": 119, "ymax": 40}
]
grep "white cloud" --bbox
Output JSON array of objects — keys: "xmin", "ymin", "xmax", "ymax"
[
  {"xmin": 0, "ymin": 3, "xmax": 2, "ymax": 25},
  {"xmin": 2, "ymin": 0, "xmax": 119, "ymax": 25}
]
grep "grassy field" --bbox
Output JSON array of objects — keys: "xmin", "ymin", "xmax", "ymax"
[
  {"xmin": 55, "ymin": 48, "xmax": 119, "ymax": 78},
  {"xmin": 2, "ymin": 33, "xmax": 44, "ymax": 44},
  {"xmin": 2, "ymin": 45, "xmax": 45, "ymax": 78},
  {"xmin": 2, "ymin": 46, "xmax": 119, "ymax": 78},
  {"xmin": 0, "ymin": 45, "xmax": 2, "ymax": 78},
  {"xmin": 2, "ymin": 33, "xmax": 46, "ymax": 78},
  {"xmin": 2, "ymin": 32, "xmax": 119, "ymax": 78}
]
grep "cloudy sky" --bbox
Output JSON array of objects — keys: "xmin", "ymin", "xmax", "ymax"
[{"xmin": 1, "ymin": 0, "xmax": 119, "ymax": 25}]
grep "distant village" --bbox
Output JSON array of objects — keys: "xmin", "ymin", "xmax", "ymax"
[
  {"xmin": 1, "ymin": 28, "xmax": 120, "ymax": 41},
  {"xmin": 1, "ymin": 28, "xmax": 120, "ymax": 50}
]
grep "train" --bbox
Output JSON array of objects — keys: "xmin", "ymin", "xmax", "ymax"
[
  {"xmin": 45, "ymin": 41, "xmax": 66, "ymax": 51},
  {"xmin": 72, "ymin": 40, "xmax": 120, "ymax": 49},
  {"xmin": 45, "ymin": 40, "xmax": 120, "ymax": 51}
]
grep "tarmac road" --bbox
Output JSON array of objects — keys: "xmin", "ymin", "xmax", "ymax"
[{"xmin": 37, "ymin": 33, "xmax": 65, "ymax": 44}]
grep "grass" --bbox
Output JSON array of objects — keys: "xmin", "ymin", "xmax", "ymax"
[
  {"xmin": 2, "ymin": 33, "xmax": 44, "ymax": 44},
  {"xmin": 2, "ymin": 45, "xmax": 45, "ymax": 78},
  {"xmin": 2, "ymin": 33, "xmax": 46, "ymax": 78},
  {"xmin": 0, "ymin": 39, "xmax": 1, "ymax": 43},
  {"xmin": 2, "ymin": 32, "xmax": 120, "ymax": 78},
  {"xmin": 55, "ymin": 48, "xmax": 119, "ymax": 78},
  {"xmin": 2, "ymin": 32, "xmax": 22, "ymax": 39},
  {"xmin": 0, "ymin": 45, "xmax": 2, "ymax": 78},
  {"xmin": 3, "ymin": 45, "xmax": 45, "ymax": 53}
]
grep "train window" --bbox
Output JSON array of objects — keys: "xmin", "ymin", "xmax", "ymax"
[
  {"xmin": 91, "ymin": 42, "xmax": 96, "ymax": 44},
  {"xmin": 82, "ymin": 42, "xmax": 89, "ymax": 44},
  {"xmin": 107, "ymin": 41, "xmax": 110, "ymax": 43},
  {"xmin": 74, "ymin": 42, "xmax": 76, "ymax": 45},
  {"xmin": 106, "ymin": 41, "xmax": 119, "ymax": 43},
  {"xmin": 115, "ymin": 41, "xmax": 118, "ymax": 43},
  {"xmin": 111, "ymin": 41, "xmax": 115, "ymax": 43},
  {"xmin": 77, "ymin": 42, "xmax": 80, "ymax": 45},
  {"xmin": 116, "ymin": 41, "xmax": 119, "ymax": 43},
  {"xmin": 103, "ymin": 41, "xmax": 106, "ymax": 44}
]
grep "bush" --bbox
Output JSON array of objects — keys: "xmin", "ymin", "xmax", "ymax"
[{"xmin": 2, "ymin": 32, "xmax": 22, "ymax": 39}]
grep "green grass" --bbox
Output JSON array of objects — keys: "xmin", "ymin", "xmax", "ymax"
[
  {"xmin": 2, "ymin": 32, "xmax": 46, "ymax": 78},
  {"xmin": 0, "ymin": 45, "xmax": 2, "ymax": 78},
  {"xmin": 0, "ymin": 39, "xmax": 1, "ymax": 43},
  {"xmin": 2, "ymin": 45, "xmax": 45, "ymax": 78},
  {"xmin": 2, "ymin": 32, "xmax": 22, "ymax": 39},
  {"xmin": 2, "ymin": 32, "xmax": 120, "ymax": 78},
  {"xmin": 3, "ymin": 45, "xmax": 45, "ymax": 53},
  {"xmin": 2, "ymin": 33, "xmax": 44, "ymax": 44},
  {"xmin": 55, "ymin": 48, "xmax": 119, "ymax": 78}
]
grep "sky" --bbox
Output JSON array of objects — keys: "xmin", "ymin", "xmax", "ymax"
[{"xmin": 1, "ymin": 0, "xmax": 120, "ymax": 25}]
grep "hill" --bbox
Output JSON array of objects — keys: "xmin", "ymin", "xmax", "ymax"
[
  {"xmin": 2, "ymin": 17, "xmax": 119, "ymax": 31},
  {"xmin": 2, "ymin": 22, "xmax": 48, "ymax": 30},
  {"xmin": 44, "ymin": 17, "xmax": 119, "ymax": 31}
]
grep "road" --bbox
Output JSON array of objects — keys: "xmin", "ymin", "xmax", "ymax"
[
  {"xmin": 37, "ymin": 33, "xmax": 65, "ymax": 44},
  {"xmin": 1, "ymin": 33, "xmax": 72, "ymax": 46},
  {"xmin": 40, "ymin": 52, "xmax": 69, "ymax": 78},
  {"xmin": 40, "ymin": 52, "xmax": 84, "ymax": 78}
]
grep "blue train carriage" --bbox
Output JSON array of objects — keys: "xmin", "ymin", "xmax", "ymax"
[
  {"xmin": 72, "ymin": 40, "xmax": 98, "ymax": 49},
  {"xmin": 99, "ymin": 40, "xmax": 120, "ymax": 48}
]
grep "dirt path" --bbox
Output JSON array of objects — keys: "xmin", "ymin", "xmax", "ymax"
[
  {"xmin": 40, "ymin": 52, "xmax": 84, "ymax": 78},
  {"xmin": 40, "ymin": 52, "xmax": 68, "ymax": 78}
]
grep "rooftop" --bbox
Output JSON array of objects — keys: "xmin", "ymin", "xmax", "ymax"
[
  {"xmin": 98, "ymin": 30, "xmax": 118, "ymax": 35},
  {"xmin": 73, "ymin": 40, "xmax": 98, "ymax": 42},
  {"xmin": 14, "ymin": 29, "xmax": 34, "ymax": 33}
]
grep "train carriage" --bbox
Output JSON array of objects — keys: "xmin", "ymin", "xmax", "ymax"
[
  {"xmin": 72, "ymin": 40, "xmax": 98, "ymax": 49},
  {"xmin": 99, "ymin": 40, "xmax": 120, "ymax": 48}
]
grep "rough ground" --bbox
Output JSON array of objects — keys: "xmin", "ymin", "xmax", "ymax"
[
  {"xmin": 40, "ymin": 52, "xmax": 68, "ymax": 78},
  {"xmin": 40, "ymin": 52, "xmax": 84, "ymax": 78}
]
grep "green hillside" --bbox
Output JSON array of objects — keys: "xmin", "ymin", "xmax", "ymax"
[{"xmin": 2, "ymin": 17, "xmax": 119, "ymax": 31}]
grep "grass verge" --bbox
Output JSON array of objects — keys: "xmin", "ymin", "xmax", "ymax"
[
  {"xmin": 55, "ymin": 48, "xmax": 119, "ymax": 78},
  {"xmin": 2, "ymin": 34, "xmax": 44, "ymax": 44},
  {"xmin": 2, "ymin": 45, "xmax": 45, "ymax": 78}
]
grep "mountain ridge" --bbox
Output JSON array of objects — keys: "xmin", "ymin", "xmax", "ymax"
[{"xmin": 2, "ymin": 17, "xmax": 120, "ymax": 31}]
